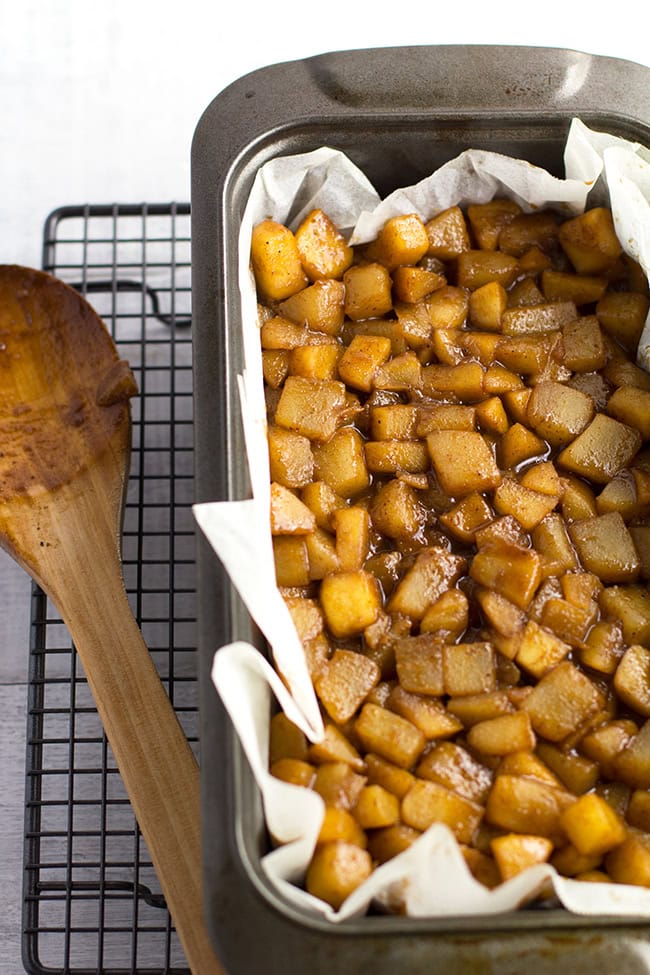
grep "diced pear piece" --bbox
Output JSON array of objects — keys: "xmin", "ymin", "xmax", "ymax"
[
  {"xmin": 268, "ymin": 425, "xmax": 314, "ymax": 488},
  {"xmin": 426, "ymin": 430, "xmax": 501, "ymax": 497},
  {"xmin": 607, "ymin": 386, "xmax": 650, "ymax": 441},
  {"xmin": 569, "ymin": 512, "xmax": 640, "ymax": 584},
  {"xmin": 485, "ymin": 774, "xmax": 565, "ymax": 839},
  {"xmin": 313, "ymin": 427, "xmax": 370, "ymax": 497},
  {"xmin": 425, "ymin": 205, "xmax": 471, "ymax": 260},
  {"xmin": 294, "ymin": 208, "xmax": 354, "ymax": 281},
  {"xmin": 599, "ymin": 585, "xmax": 650, "ymax": 647},
  {"xmin": 557, "ymin": 414, "xmax": 642, "ymax": 485},
  {"xmin": 270, "ymin": 482, "xmax": 317, "ymax": 534},
  {"xmin": 467, "ymin": 710, "xmax": 535, "ymax": 756},
  {"xmin": 319, "ymin": 572, "xmax": 382, "ymax": 640},
  {"xmin": 456, "ymin": 250, "xmax": 519, "ymax": 290},
  {"xmin": 401, "ymin": 780, "xmax": 484, "ymax": 843},
  {"xmin": 596, "ymin": 291, "xmax": 650, "ymax": 354},
  {"xmin": 388, "ymin": 546, "xmax": 466, "ymax": 621},
  {"xmin": 387, "ymin": 685, "xmax": 463, "ymax": 740},
  {"xmin": 560, "ymin": 793, "xmax": 626, "ymax": 857},
  {"xmin": 416, "ymin": 741, "xmax": 493, "ymax": 804},
  {"xmin": 467, "ymin": 198, "xmax": 522, "ymax": 250},
  {"xmin": 614, "ymin": 645, "xmax": 650, "ymax": 718},
  {"xmin": 559, "ymin": 207, "xmax": 622, "ymax": 273},
  {"xmin": 522, "ymin": 660, "xmax": 602, "ymax": 742},
  {"xmin": 470, "ymin": 541, "xmax": 542, "ymax": 610},
  {"xmin": 606, "ymin": 831, "xmax": 650, "ymax": 888},
  {"xmin": 306, "ymin": 841, "xmax": 373, "ymax": 908},
  {"xmin": 368, "ymin": 825, "xmax": 421, "ymax": 864},
  {"xmin": 315, "ymin": 648, "xmax": 380, "ymax": 722},
  {"xmin": 515, "ymin": 620, "xmax": 571, "ymax": 678},
  {"xmin": 526, "ymin": 381, "xmax": 594, "ymax": 449},
  {"xmin": 355, "ymin": 703, "xmax": 426, "ymax": 769},
  {"xmin": 343, "ymin": 262, "xmax": 393, "ymax": 320},
  {"xmin": 491, "ymin": 833, "xmax": 553, "ymax": 881},
  {"xmin": 365, "ymin": 213, "xmax": 429, "ymax": 271},
  {"xmin": 275, "ymin": 376, "xmax": 347, "ymax": 441},
  {"xmin": 251, "ymin": 219, "xmax": 307, "ymax": 300}
]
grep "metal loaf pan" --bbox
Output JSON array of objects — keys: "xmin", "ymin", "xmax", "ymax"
[{"xmin": 191, "ymin": 45, "xmax": 650, "ymax": 975}]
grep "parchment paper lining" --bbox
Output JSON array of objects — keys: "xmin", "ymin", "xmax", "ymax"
[{"xmin": 193, "ymin": 118, "xmax": 650, "ymax": 920}]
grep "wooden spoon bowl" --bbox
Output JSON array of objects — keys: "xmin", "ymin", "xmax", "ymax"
[{"xmin": 0, "ymin": 266, "xmax": 222, "ymax": 973}]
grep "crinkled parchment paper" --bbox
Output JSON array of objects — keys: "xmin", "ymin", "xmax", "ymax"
[{"xmin": 193, "ymin": 118, "xmax": 650, "ymax": 921}]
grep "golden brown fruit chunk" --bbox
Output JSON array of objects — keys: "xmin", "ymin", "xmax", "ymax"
[
  {"xmin": 559, "ymin": 207, "xmax": 622, "ymax": 273},
  {"xmin": 557, "ymin": 414, "xmax": 642, "ymax": 485},
  {"xmin": 319, "ymin": 572, "xmax": 382, "ymax": 639},
  {"xmin": 491, "ymin": 833, "xmax": 553, "ymax": 881},
  {"xmin": 388, "ymin": 547, "xmax": 467, "ymax": 621},
  {"xmin": 569, "ymin": 512, "xmax": 641, "ymax": 584},
  {"xmin": 426, "ymin": 430, "xmax": 501, "ymax": 497},
  {"xmin": 525, "ymin": 381, "xmax": 594, "ymax": 448},
  {"xmin": 251, "ymin": 219, "xmax": 307, "ymax": 300},
  {"xmin": 366, "ymin": 213, "xmax": 429, "ymax": 271},
  {"xmin": 614, "ymin": 646, "xmax": 650, "ymax": 718},
  {"xmin": 606, "ymin": 832, "xmax": 650, "ymax": 888},
  {"xmin": 522, "ymin": 661, "xmax": 602, "ymax": 742},
  {"xmin": 425, "ymin": 206, "xmax": 471, "ymax": 260},
  {"xmin": 401, "ymin": 779, "xmax": 483, "ymax": 843},
  {"xmin": 560, "ymin": 793, "xmax": 627, "ymax": 857},
  {"xmin": 343, "ymin": 263, "xmax": 393, "ymax": 320},
  {"xmin": 295, "ymin": 209, "xmax": 354, "ymax": 281},
  {"xmin": 355, "ymin": 703, "xmax": 426, "ymax": 769},
  {"xmin": 306, "ymin": 841, "xmax": 373, "ymax": 908}
]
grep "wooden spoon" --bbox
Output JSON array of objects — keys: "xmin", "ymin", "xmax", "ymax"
[{"xmin": 0, "ymin": 265, "xmax": 223, "ymax": 974}]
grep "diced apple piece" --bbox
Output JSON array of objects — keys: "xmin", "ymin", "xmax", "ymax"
[
  {"xmin": 523, "ymin": 661, "xmax": 603, "ymax": 742},
  {"xmin": 442, "ymin": 641, "xmax": 496, "ymax": 697},
  {"xmin": 279, "ymin": 278, "xmax": 346, "ymax": 336},
  {"xmin": 541, "ymin": 270, "xmax": 608, "ymax": 306},
  {"xmin": 306, "ymin": 841, "xmax": 373, "ymax": 908},
  {"xmin": 315, "ymin": 649, "xmax": 380, "ymax": 722},
  {"xmin": 526, "ymin": 381, "xmax": 594, "ymax": 448},
  {"xmin": 370, "ymin": 403, "xmax": 420, "ymax": 440},
  {"xmin": 580, "ymin": 719, "xmax": 639, "ymax": 780},
  {"xmin": 273, "ymin": 536, "xmax": 310, "ymax": 587},
  {"xmin": 355, "ymin": 702, "xmax": 426, "ymax": 768},
  {"xmin": 540, "ymin": 597, "xmax": 597, "ymax": 647},
  {"xmin": 337, "ymin": 334, "xmax": 391, "ymax": 392},
  {"xmin": 446, "ymin": 690, "xmax": 515, "ymax": 727},
  {"xmin": 416, "ymin": 741, "xmax": 493, "ymax": 804},
  {"xmin": 561, "ymin": 315, "xmax": 607, "ymax": 372},
  {"xmin": 269, "ymin": 711, "xmax": 310, "ymax": 764},
  {"xmin": 485, "ymin": 774, "xmax": 565, "ymax": 839},
  {"xmin": 493, "ymin": 477, "xmax": 559, "ymax": 531},
  {"xmin": 268, "ymin": 425, "xmax": 314, "ymax": 488},
  {"xmin": 263, "ymin": 349, "xmax": 289, "ymax": 388},
  {"xmin": 606, "ymin": 831, "xmax": 650, "ymax": 888},
  {"xmin": 614, "ymin": 645, "xmax": 650, "ymax": 718},
  {"xmin": 501, "ymin": 300, "xmax": 577, "ymax": 336},
  {"xmin": 343, "ymin": 263, "xmax": 393, "ymax": 320},
  {"xmin": 289, "ymin": 344, "xmax": 341, "ymax": 380},
  {"xmin": 467, "ymin": 199, "xmax": 522, "ymax": 250},
  {"xmin": 275, "ymin": 376, "xmax": 346, "ymax": 441},
  {"xmin": 270, "ymin": 482, "xmax": 317, "ymax": 535},
  {"xmin": 457, "ymin": 250, "xmax": 519, "ymax": 290},
  {"xmin": 596, "ymin": 291, "xmax": 650, "ymax": 355},
  {"xmin": 388, "ymin": 546, "xmax": 467, "ymax": 621},
  {"xmin": 319, "ymin": 572, "xmax": 382, "ymax": 640},
  {"xmin": 535, "ymin": 741, "xmax": 599, "ymax": 795},
  {"xmin": 332, "ymin": 506, "xmax": 370, "ymax": 571},
  {"xmin": 295, "ymin": 208, "xmax": 354, "ymax": 281},
  {"xmin": 569, "ymin": 512, "xmax": 640, "ymax": 584},
  {"xmin": 364, "ymin": 439, "xmax": 430, "ymax": 475},
  {"xmin": 309, "ymin": 722, "xmax": 365, "ymax": 772},
  {"xmin": 627, "ymin": 791, "xmax": 650, "ymax": 832},
  {"xmin": 561, "ymin": 793, "xmax": 627, "ymax": 857},
  {"xmin": 515, "ymin": 619, "xmax": 572, "ymax": 677},
  {"xmin": 426, "ymin": 430, "xmax": 501, "ymax": 497},
  {"xmin": 475, "ymin": 396, "xmax": 510, "ymax": 435},
  {"xmin": 305, "ymin": 528, "xmax": 340, "ymax": 580},
  {"xmin": 416, "ymin": 404, "xmax": 476, "ymax": 434},
  {"xmin": 491, "ymin": 833, "xmax": 553, "ymax": 881},
  {"xmin": 470, "ymin": 541, "xmax": 542, "ymax": 610},
  {"xmin": 401, "ymin": 780, "xmax": 484, "ymax": 843},
  {"xmin": 599, "ymin": 585, "xmax": 650, "ymax": 646},
  {"xmin": 467, "ymin": 711, "xmax": 535, "ymax": 756},
  {"xmin": 387, "ymin": 685, "xmax": 463, "ymax": 739},
  {"xmin": 468, "ymin": 280, "xmax": 508, "ymax": 331},
  {"xmin": 270, "ymin": 758, "xmax": 316, "ymax": 788},
  {"xmin": 579, "ymin": 620, "xmax": 625, "ymax": 675},
  {"xmin": 607, "ymin": 386, "xmax": 650, "ymax": 441},
  {"xmin": 251, "ymin": 219, "xmax": 308, "ymax": 300},
  {"xmin": 365, "ymin": 753, "xmax": 415, "ymax": 799},
  {"xmin": 369, "ymin": 478, "xmax": 426, "ymax": 541},
  {"xmin": 421, "ymin": 361, "xmax": 485, "ymax": 401},
  {"xmin": 394, "ymin": 634, "xmax": 444, "ymax": 695},
  {"xmin": 499, "ymin": 211, "xmax": 559, "ymax": 257},
  {"xmin": 393, "ymin": 265, "xmax": 446, "ymax": 303},
  {"xmin": 316, "ymin": 807, "xmax": 367, "ymax": 848},
  {"xmin": 559, "ymin": 207, "xmax": 622, "ymax": 273},
  {"xmin": 353, "ymin": 784, "xmax": 401, "ymax": 829},
  {"xmin": 366, "ymin": 213, "xmax": 429, "ymax": 270},
  {"xmin": 420, "ymin": 588, "xmax": 469, "ymax": 639},
  {"xmin": 558, "ymin": 414, "xmax": 642, "ymax": 485},
  {"xmin": 438, "ymin": 492, "xmax": 493, "ymax": 544},
  {"xmin": 313, "ymin": 427, "xmax": 370, "ymax": 497},
  {"xmin": 425, "ymin": 206, "xmax": 471, "ymax": 260}
]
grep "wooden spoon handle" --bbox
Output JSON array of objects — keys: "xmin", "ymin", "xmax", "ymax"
[
  {"xmin": 26, "ymin": 476, "xmax": 226, "ymax": 975},
  {"xmin": 57, "ymin": 577, "xmax": 224, "ymax": 974}
]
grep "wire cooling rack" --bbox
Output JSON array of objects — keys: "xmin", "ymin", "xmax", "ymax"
[{"xmin": 23, "ymin": 203, "xmax": 194, "ymax": 975}]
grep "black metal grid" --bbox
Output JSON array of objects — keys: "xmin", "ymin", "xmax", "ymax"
[{"xmin": 23, "ymin": 203, "xmax": 194, "ymax": 975}]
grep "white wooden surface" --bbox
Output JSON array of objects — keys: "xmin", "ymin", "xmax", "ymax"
[{"xmin": 1, "ymin": 3, "xmax": 648, "ymax": 972}]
